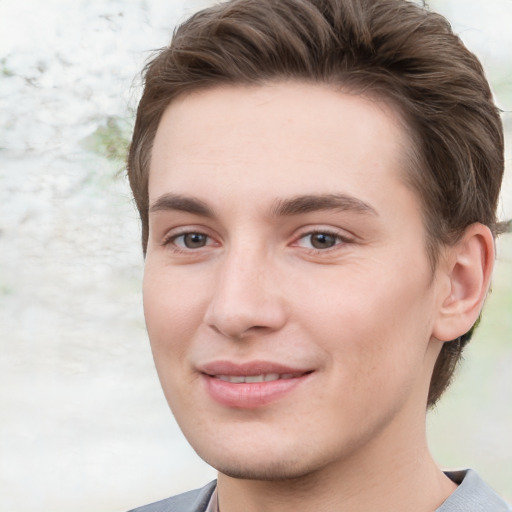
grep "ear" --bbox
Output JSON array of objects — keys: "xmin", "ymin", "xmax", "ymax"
[{"xmin": 432, "ymin": 223, "xmax": 495, "ymax": 342}]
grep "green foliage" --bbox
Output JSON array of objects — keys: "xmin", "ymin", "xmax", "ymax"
[
  {"xmin": 0, "ymin": 282, "xmax": 13, "ymax": 296},
  {"xmin": 1, "ymin": 57, "xmax": 14, "ymax": 77},
  {"xmin": 83, "ymin": 116, "xmax": 132, "ymax": 162}
]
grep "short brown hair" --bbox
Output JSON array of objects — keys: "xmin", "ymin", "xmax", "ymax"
[{"xmin": 127, "ymin": 0, "xmax": 506, "ymax": 406}]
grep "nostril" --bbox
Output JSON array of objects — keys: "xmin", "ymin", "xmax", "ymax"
[
  {"xmin": 208, "ymin": 324, "xmax": 222, "ymax": 335},
  {"xmin": 207, "ymin": 322, "xmax": 270, "ymax": 340}
]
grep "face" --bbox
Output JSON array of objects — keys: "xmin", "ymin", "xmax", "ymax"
[{"xmin": 144, "ymin": 83, "xmax": 445, "ymax": 480}]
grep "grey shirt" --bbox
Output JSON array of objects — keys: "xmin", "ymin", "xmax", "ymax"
[
  {"xmin": 437, "ymin": 470, "xmax": 511, "ymax": 511},
  {"xmin": 128, "ymin": 469, "xmax": 511, "ymax": 512}
]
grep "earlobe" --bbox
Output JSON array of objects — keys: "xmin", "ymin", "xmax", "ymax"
[{"xmin": 432, "ymin": 223, "xmax": 495, "ymax": 342}]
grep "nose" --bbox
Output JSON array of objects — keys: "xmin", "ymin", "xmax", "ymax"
[{"xmin": 204, "ymin": 247, "xmax": 287, "ymax": 340}]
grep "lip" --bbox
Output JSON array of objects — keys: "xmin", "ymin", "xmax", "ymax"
[{"xmin": 198, "ymin": 360, "xmax": 313, "ymax": 409}]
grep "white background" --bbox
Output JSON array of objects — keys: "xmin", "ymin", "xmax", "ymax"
[{"xmin": 0, "ymin": 0, "xmax": 510, "ymax": 510}]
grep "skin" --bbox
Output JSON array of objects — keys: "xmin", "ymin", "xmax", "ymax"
[{"xmin": 143, "ymin": 83, "xmax": 493, "ymax": 512}]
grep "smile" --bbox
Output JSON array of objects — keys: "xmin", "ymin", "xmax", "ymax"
[
  {"xmin": 214, "ymin": 373, "xmax": 303, "ymax": 383},
  {"xmin": 199, "ymin": 362, "xmax": 313, "ymax": 408}
]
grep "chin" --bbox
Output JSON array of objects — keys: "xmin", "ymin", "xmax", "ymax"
[
  {"xmin": 203, "ymin": 453, "xmax": 320, "ymax": 481},
  {"xmin": 191, "ymin": 430, "xmax": 350, "ymax": 483},
  {"xmin": 184, "ymin": 428, "xmax": 312, "ymax": 481}
]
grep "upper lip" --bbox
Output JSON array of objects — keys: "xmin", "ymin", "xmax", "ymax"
[{"xmin": 198, "ymin": 360, "xmax": 312, "ymax": 377}]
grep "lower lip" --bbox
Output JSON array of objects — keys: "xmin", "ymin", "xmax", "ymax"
[{"xmin": 203, "ymin": 374, "xmax": 310, "ymax": 409}]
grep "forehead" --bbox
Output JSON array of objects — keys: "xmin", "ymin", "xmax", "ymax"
[{"xmin": 149, "ymin": 82, "xmax": 417, "ymax": 214}]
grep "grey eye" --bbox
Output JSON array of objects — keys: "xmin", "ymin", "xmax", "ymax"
[
  {"xmin": 182, "ymin": 233, "xmax": 208, "ymax": 248},
  {"xmin": 309, "ymin": 233, "xmax": 338, "ymax": 249}
]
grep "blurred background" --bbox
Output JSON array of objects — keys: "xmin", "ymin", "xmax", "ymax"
[{"xmin": 0, "ymin": 0, "xmax": 510, "ymax": 510}]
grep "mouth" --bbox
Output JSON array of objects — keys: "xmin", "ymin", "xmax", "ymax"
[
  {"xmin": 214, "ymin": 372, "xmax": 305, "ymax": 383},
  {"xmin": 198, "ymin": 361, "xmax": 313, "ymax": 408}
]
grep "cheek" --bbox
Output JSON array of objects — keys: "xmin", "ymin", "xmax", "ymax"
[
  {"xmin": 142, "ymin": 265, "xmax": 211, "ymax": 413},
  {"xmin": 295, "ymin": 262, "xmax": 435, "ymax": 380},
  {"xmin": 142, "ymin": 264, "xmax": 208, "ymax": 361}
]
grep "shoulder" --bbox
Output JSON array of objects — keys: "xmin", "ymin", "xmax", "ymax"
[
  {"xmin": 127, "ymin": 481, "xmax": 217, "ymax": 512},
  {"xmin": 437, "ymin": 469, "xmax": 511, "ymax": 511}
]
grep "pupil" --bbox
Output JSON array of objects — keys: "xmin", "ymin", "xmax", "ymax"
[
  {"xmin": 184, "ymin": 233, "xmax": 206, "ymax": 248},
  {"xmin": 311, "ymin": 233, "xmax": 335, "ymax": 249}
]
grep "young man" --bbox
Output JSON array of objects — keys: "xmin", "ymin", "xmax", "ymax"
[{"xmin": 127, "ymin": 0, "xmax": 510, "ymax": 510}]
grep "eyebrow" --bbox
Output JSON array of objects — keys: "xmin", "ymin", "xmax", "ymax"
[
  {"xmin": 148, "ymin": 192, "xmax": 377, "ymax": 218},
  {"xmin": 149, "ymin": 193, "xmax": 214, "ymax": 217},
  {"xmin": 270, "ymin": 193, "xmax": 378, "ymax": 217}
]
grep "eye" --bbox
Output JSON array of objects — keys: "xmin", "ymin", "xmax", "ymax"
[
  {"xmin": 167, "ymin": 232, "xmax": 212, "ymax": 250},
  {"xmin": 296, "ymin": 231, "xmax": 346, "ymax": 250}
]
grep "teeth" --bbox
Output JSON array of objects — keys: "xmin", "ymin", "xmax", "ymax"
[
  {"xmin": 217, "ymin": 375, "xmax": 245, "ymax": 383},
  {"xmin": 245, "ymin": 375, "xmax": 265, "ymax": 383},
  {"xmin": 215, "ymin": 373, "xmax": 291, "ymax": 383}
]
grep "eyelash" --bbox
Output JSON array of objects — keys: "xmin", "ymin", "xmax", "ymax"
[
  {"xmin": 161, "ymin": 230, "xmax": 216, "ymax": 252},
  {"xmin": 161, "ymin": 228, "xmax": 351, "ymax": 256},
  {"xmin": 294, "ymin": 229, "xmax": 351, "ymax": 252}
]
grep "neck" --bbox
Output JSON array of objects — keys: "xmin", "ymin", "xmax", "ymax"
[{"xmin": 216, "ymin": 416, "xmax": 456, "ymax": 512}]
